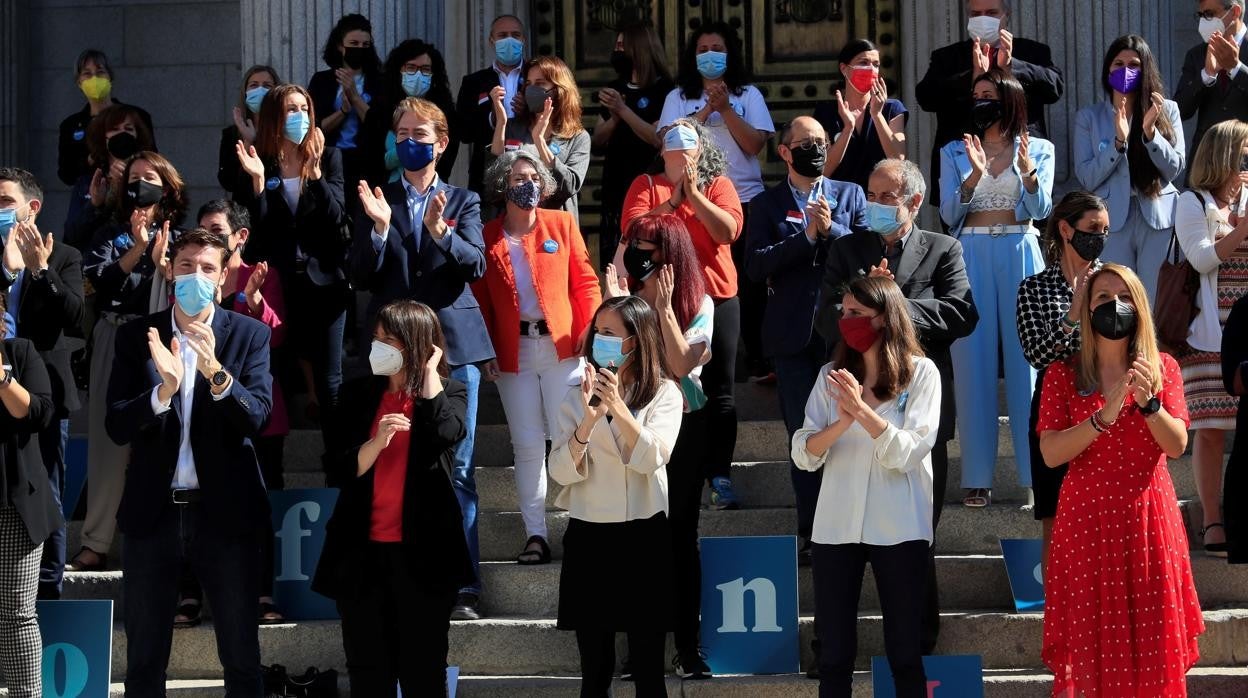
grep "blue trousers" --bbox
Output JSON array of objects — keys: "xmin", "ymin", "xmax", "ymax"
[
  {"xmin": 1101, "ymin": 198, "xmax": 1170, "ymax": 306},
  {"xmin": 38, "ymin": 419, "xmax": 68, "ymax": 599},
  {"xmin": 951, "ymin": 232, "xmax": 1043, "ymax": 489},
  {"xmin": 450, "ymin": 363, "xmax": 482, "ymax": 596},
  {"xmin": 773, "ymin": 337, "xmax": 826, "ymax": 541}
]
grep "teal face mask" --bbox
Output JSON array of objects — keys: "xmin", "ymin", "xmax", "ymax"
[
  {"xmin": 591, "ymin": 334, "xmax": 633, "ymax": 368},
  {"xmin": 696, "ymin": 51, "xmax": 728, "ymax": 79},
  {"xmin": 173, "ymin": 271, "xmax": 218, "ymax": 316},
  {"xmin": 864, "ymin": 201, "xmax": 903, "ymax": 236},
  {"xmin": 0, "ymin": 208, "xmax": 16, "ymax": 243}
]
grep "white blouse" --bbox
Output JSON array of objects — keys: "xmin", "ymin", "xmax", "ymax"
[
  {"xmin": 791, "ymin": 357, "xmax": 941, "ymax": 546},
  {"xmin": 548, "ymin": 379, "xmax": 684, "ymax": 523}
]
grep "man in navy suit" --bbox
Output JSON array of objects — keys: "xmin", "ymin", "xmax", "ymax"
[
  {"xmin": 1175, "ymin": 1, "xmax": 1248, "ymax": 164},
  {"xmin": 106, "ymin": 228, "xmax": 273, "ymax": 697},
  {"xmin": 455, "ymin": 14, "xmax": 527, "ymax": 193},
  {"xmin": 352, "ymin": 97, "xmax": 493, "ymax": 621},
  {"xmin": 745, "ymin": 116, "xmax": 867, "ymax": 562}
]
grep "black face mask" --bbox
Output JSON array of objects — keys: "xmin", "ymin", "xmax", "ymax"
[
  {"xmin": 107, "ymin": 132, "xmax": 139, "ymax": 161},
  {"xmin": 126, "ymin": 179, "xmax": 163, "ymax": 209},
  {"xmin": 971, "ymin": 98, "xmax": 1003, "ymax": 133},
  {"xmin": 787, "ymin": 142, "xmax": 827, "ymax": 178},
  {"xmin": 1069, "ymin": 229, "xmax": 1107, "ymax": 262},
  {"xmin": 342, "ymin": 46, "xmax": 372, "ymax": 70},
  {"xmin": 622, "ymin": 244, "xmax": 658, "ymax": 282},
  {"xmin": 1090, "ymin": 298, "xmax": 1137, "ymax": 340},
  {"xmin": 525, "ymin": 85, "xmax": 551, "ymax": 114},
  {"xmin": 610, "ymin": 50, "xmax": 633, "ymax": 79}
]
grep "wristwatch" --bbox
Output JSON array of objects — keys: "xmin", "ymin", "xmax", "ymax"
[
  {"xmin": 0, "ymin": 368, "xmax": 12, "ymax": 388},
  {"xmin": 1138, "ymin": 395, "xmax": 1162, "ymax": 416},
  {"xmin": 31, "ymin": 267, "xmax": 48, "ymax": 281},
  {"xmin": 211, "ymin": 369, "xmax": 229, "ymax": 387}
]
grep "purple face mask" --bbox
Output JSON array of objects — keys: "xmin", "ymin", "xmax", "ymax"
[{"xmin": 1108, "ymin": 66, "xmax": 1141, "ymax": 94}]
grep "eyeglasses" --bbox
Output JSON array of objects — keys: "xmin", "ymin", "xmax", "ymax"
[
  {"xmin": 785, "ymin": 138, "xmax": 828, "ymax": 149},
  {"xmin": 1195, "ymin": 9, "xmax": 1228, "ymax": 20},
  {"xmin": 404, "ymin": 67, "xmax": 435, "ymax": 76}
]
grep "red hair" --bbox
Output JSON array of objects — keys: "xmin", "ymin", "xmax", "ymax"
[{"xmin": 626, "ymin": 214, "xmax": 705, "ymax": 329}]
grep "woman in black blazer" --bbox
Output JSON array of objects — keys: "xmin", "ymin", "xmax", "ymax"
[
  {"xmin": 312, "ymin": 300, "xmax": 470, "ymax": 698},
  {"xmin": 0, "ymin": 290, "xmax": 60, "ymax": 697}
]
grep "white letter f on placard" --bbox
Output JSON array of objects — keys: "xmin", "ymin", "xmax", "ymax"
[
  {"xmin": 274, "ymin": 501, "xmax": 320, "ymax": 581},
  {"xmin": 716, "ymin": 577, "xmax": 783, "ymax": 633}
]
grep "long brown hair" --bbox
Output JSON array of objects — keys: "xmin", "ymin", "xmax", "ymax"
[
  {"xmin": 254, "ymin": 84, "xmax": 320, "ymax": 181},
  {"xmin": 1100, "ymin": 35, "xmax": 1175, "ymax": 198},
  {"xmin": 523, "ymin": 56, "xmax": 583, "ymax": 139},
  {"xmin": 830, "ymin": 276, "xmax": 925, "ymax": 401},
  {"xmin": 235, "ymin": 65, "xmax": 281, "ymax": 114},
  {"xmin": 1074, "ymin": 263, "xmax": 1163, "ymax": 395},
  {"xmin": 621, "ymin": 21, "xmax": 672, "ymax": 88},
  {"xmin": 582, "ymin": 296, "xmax": 668, "ymax": 411},
  {"xmin": 375, "ymin": 300, "xmax": 450, "ymax": 398},
  {"xmin": 86, "ymin": 104, "xmax": 155, "ymax": 169},
  {"xmin": 111, "ymin": 151, "xmax": 188, "ymax": 227}
]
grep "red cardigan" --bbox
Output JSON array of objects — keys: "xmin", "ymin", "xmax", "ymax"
[{"xmin": 472, "ymin": 209, "xmax": 601, "ymax": 373}]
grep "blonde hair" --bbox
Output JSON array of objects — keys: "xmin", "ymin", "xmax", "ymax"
[
  {"xmin": 1075, "ymin": 263, "xmax": 1162, "ymax": 395},
  {"xmin": 1188, "ymin": 119, "xmax": 1248, "ymax": 192}
]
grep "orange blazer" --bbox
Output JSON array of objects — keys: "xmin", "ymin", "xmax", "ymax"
[{"xmin": 472, "ymin": 209, "xmax": 602, "ymax": 373}]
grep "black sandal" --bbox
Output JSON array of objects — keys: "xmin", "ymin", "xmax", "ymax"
[
  {"xmin": 173, "ymin": 600, "xmax": 202, "ymax": 629},
  {"xmin": 1201, "ymin": 523, "xmax": 1230, "ymax": 558},
  {"xmin": 258, "ymin": 600, "xmax": 286, "ymax": 625},
  {"xmin": 516, "ymin": 535, "xmax": 551, "ymax": 565}
]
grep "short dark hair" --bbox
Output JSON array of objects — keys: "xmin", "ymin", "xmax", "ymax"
[
  {"xmin": 972, "ymin": 68, "xmax": 1028, "ymax": 141},
  {"xmin": 169, "ymin": 227, "xmax": 231, "ymax": 266},
  {"xmin": 837, "ymin": 38, "xmax": 877, "ymax": 66},
  {"xmin": 0, "ymin": 168, "xmax": 43, "ymax": 204},
  {"xmin": 76, "ymin": 49, "xmax": 112, "ymax": 78},
  {"xmin": 383, "ymin": 39, "xmax": 452, "ymax": 108},
  {"xmin": 374, "ymin": 300, "xmax": 450, "ymax": 397},
  {"xmin": 322, "ymin": 13, "xmax": 380, "ymax": 71},
  {"xmin": 197, "ymin": 199, "xmax": 250, "ymax": 233}
]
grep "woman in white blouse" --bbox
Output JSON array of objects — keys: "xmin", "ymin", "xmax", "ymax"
[
  {"xmin": 792, "ymin": 276, "xmax": 941, "ymax": 698},
  {"xmin": 549, "ymin": 295, "xmax": 684, "ymax": 697}
]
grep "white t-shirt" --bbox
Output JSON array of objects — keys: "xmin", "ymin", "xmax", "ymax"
[
  {"xmin": 679, "ymin": 295, "xmax": 715, "ymax": 412},
  {"xmin": 504, "ymin": 231, "xmax": 544, "ymax": 321},
  {"xmin": 658, "ymin": 85, "xmax": 775, "ymax": 202}
]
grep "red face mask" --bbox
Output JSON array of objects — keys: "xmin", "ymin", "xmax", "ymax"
[
  {"xmin": 848, "ymin": 66, "xmax": 878, "ymax": 94},
  {"xmin": 838, "ymin": 315, "xmax": 880, "ymax": 353}
]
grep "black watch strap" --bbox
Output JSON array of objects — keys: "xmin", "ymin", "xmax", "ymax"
[
  {"xmin": 1139, "ymin": 396, "xmax": 1162, "ymax": 416},
  {"xmin": 211, "ymin": 369, "xmax": 229, "ymax": 387}
]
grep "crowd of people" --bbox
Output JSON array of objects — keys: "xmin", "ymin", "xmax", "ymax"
[{"xmin": 1, "ymin": 1, "xmax": 1247, "ymax": 697}]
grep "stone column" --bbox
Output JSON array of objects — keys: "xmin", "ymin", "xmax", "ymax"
[{"xmin": 0, "ymin": 0, "xmax": 31, "ymax": 166}]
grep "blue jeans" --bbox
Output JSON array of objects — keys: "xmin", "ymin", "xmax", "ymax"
[
  {"xmin": 124, "ymin": 503, "xmax": 261, "ymax": 697},
  {"xmin": 450, "ymin": 363, "xmax": 481, "ymax": 596},
  {"xmin": 773, "ymin": 339, "xmax": 826, "ymax": 542},
  {"xmin": 37, "ymin": 419, "xmax": 68, "ymax": 599}
]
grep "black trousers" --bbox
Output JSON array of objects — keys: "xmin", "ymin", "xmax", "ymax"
[
  {"xmin": 920, "ymin": 440, "xmax": 949, "ymax": 655},
  {"xmin": 702, "ymin": 296, "xmax": 739, "ymax": 482},
  {"xmin": 812, "ymin": 539, "xmax": 928, "ymax": 698},
  {"xmin": 576, "ymin": 630, "xmax": 667, "ymax": 697},
  {"xmin": 337, "ymin": 543, "xmax": 456, "ymax": 698},
  {"xmin": 667, "ymin": 409, "xmax": 707, "ymax": 654},
  {"xmin": 730, "ymin": 206, "xmax": 768, "ymax": 375}
]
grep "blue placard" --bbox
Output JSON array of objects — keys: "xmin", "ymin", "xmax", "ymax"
[
  {"xmin": 63, "ymin": 436, "xmax": 88, "ymax": 519},
  {"xmin": 870, "ymin": 655, "xmax": 983, "ymax": 698},
  {"xmin": 37, "ymin": 599, "xmax": 113, "ymax": 698},
  {"xmin": 699, "ymin": 536, "xmax": 799, "ymax": 675},
  {"xmin": 999, "ymin": 538, "xmax": 1045, "ymax": 612},
  {"xmin": 270, "ymin": 488, "xmax": 340, "ymax": 620}
]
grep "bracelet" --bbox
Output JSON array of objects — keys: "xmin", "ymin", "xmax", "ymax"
[
  {"xmin": 1088, "ymin": 413, "xmax": 1104, "ymax": 433},
  {"xmin": 1061, "ymin": 315, "xmax": 1080, "ymax": 330},
  {"xmin": 573, "ymin": 431, "xmax": 589, "ymax": 445},
  {"xmin": 1026, "ymin": 168, "xmax": 1038, "ymax": 179}
]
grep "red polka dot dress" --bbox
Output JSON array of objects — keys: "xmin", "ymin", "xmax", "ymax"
[{"xmin": 1036, "ymin": 354, "xmax": 1204, "ymax": 697}]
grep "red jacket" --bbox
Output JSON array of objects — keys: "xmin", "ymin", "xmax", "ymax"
[{"xmin": 472, "ymin": 209, "xmax": 601, "ymax": 373}]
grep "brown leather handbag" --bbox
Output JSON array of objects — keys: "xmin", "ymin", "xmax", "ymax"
[{"xmin": 1153, "ymin": 197, "xmax": 1203, "ymax": 354}]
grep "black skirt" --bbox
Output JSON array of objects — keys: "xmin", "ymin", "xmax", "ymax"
[
  {"xmin": 1029, "ymin": 366, "xmax": 1068, "ymax": 520},
  {"xmin": 557, "ymin": 512, "xmax": 674, "ymax": 631}
]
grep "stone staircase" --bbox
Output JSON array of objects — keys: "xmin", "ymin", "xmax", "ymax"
[{"xmin": 42, "ymin": 381, "xmax": 1248, "ymax": 695}]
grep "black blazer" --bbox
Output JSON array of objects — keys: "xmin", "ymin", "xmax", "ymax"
[
  {"xmin": 57, "ymin": 101, "xmax": 156, "ymax": 187},
  {"xmin": 0, "ymin": 338, "xmax": 61, "ymax": 544},
  {"xmin": 1222, "ymin": 294, "xmax": 1248, "ymax": 563},
  {"xmin": 217, "ymin": 124, "xmax": 244, "ymax": 195},
  {"xmin": 0, "ymin": 243, "xmax": 85, "ymax": 416},
  {"xmin": 311, "ymin": 376, "xmax": 472, "ymax": 600},
  {"xmin": 105, "ymin": 307, "xmax": 273, "ymax": 538},
  {"xmin": 349, "ymin": 180, "xmax": 494, "ymax": 367},
  {"xmin": 234, "ymin": 147, "xmax": 348, "ymax": 279},
  {"xmin": 455, "ymin": 67, "xmax": 506, "ymax": 192},
  {"xmin": 1174, "ymin": 36, "xmax": 1248, "ymax": 165},
  {"xmin": 815, "ymin": 228, "xmax": 979, "ymax": 442},
  {"xmin": 915, "ymin": 38, "xmax": 1063, "ymax": 207}
]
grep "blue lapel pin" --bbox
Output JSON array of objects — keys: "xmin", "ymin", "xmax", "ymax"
[{"xmin": 543, "ymin": 239, "xmax": 559, "ymax": 254}]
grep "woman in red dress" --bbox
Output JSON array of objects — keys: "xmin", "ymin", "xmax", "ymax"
[{"xmin": 1037, "ymin": 263, "xmax": 1204, "ymax": 697}]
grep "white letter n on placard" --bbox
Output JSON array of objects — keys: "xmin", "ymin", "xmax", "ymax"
[
  {"xmin": 715, "ymin": 577, "xmax": 783, "ymax": 633},
  {"xmin": 274, "ymin": 501, "xmax": 320, "ymax": 582}
]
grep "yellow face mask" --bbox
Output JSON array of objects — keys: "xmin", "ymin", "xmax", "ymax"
[{"xmin": 80, "ymin": 76, "xmax": 112, "ymax": 102}]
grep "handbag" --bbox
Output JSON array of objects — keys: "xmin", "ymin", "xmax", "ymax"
[
  {"xmin": 262, "ymin": 664, "xmax": 340, "ymax": 698},
  {"xmin": 1153, "ymin": 193, "xmax": 1204, "ymax": 354}
]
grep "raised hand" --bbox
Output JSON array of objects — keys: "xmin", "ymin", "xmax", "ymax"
[
  {"xmin": 579, "ymin": 364, "xmax": 610, "ymax": 421},
  {"xmin": 829, "ymin": 368, "xmax": 868, "ymax": 418},
  {"xmin": 1016, "ymin": 130, "xmax": 1035, "ymax": 174},
  {"xmin": 1114, "ymin": 95, "xmax": 1130, "ymax": 146},
  {"xmin": 148, "ymin": 328, "xmax": 183, "ymax": 398},
  {"xmin": 185, "ymin": 320, "xmax": 220, "ymax": 377},
  {"xmin": 129, "ymin": 209, "xmax": 152, "ymax": 248},
  {"xmin": 424, "ymin": 190, "xmax": 448, "ymax": 235},
  {"xmin": 681, "ymin": 154, "xmax": 699, "ymax": 195},
  {"xmin": 835, "ymin": 90, "xmax": 857, "ymax": 135},
  {"xmin": 971, "ymin": 38, "xmax": 992, "ymax": 77},
  {"xmin": 2, "ymin": 219, "xmax": 23, "ymax": 273},
  {"xmin": 868, "ymin": 78, "xmax": 888, "ymax": 118},
  {"xmin": 374, "ymin": 413, "xmax": 412, "ymax": 449},
  {"xmin": 805, "ymin": 196, "xmax": 832, "ymax": 239},
  {"xmin": 148, "ymin": 220, "xmax": 171, "ymax": 269},
  {"xmin": 232, "ymin": 107, "xmax": 257, "ymax": 144},
  {"xmin": 1129, "ymin": 357, "xmax": 1156, "ymax": 407},
  {"xmin": 1142, "ymin": 92, "xmax": 1164, "ymax": 141},
  {"xmin": 1067, "ymin": 265, "xmax": 1095, "ymax": 324},
  {"xmin": 655, "ymin": 264, "xmax": 675, "ymax": 313},
  {"xmin": 306, "ymin": 127, "xmax": 326, "ymax": 179},
  {"xmin": 598, "ymin": 87, "xmax": 625, "ymax": 115},
  {"xmin": 868, "ymin": 258, "xmax": 894, "ymax": 280},
  {"xmin": 825, "ymin": 369, "xmax": 856, "ymax": 423},
  {"xmin": 490, "ymin": 85, "xmax": 508, "ymax": 124},
  {"xmin": 244, "ymin": 261, "xmax": 268, "ymax": 309},
  {"xmin": 359, "ymin": 182, "xmax": 391, "ymax": 232},
  {"xmin": 997, "ymin": 29, "xmax": 1014, "ymax": 69},
  {"xmin": 531, "ymin": 97, "xmax": 554, "ymax": 143},
  {"xmin": 963, "ymin": 134, "xmax": 989, "ymax": 176},
  {"xmin": 88, "ymin": 168, "xmax": 109, "ymax": 207},
  {"xmin": 13, "ymin": 220, "xmax": 51, "ymax": 272},
  {"xmin": 1100, "ymin": 373, "xmax": 1132, "ymax": 424},
  {"xmin": 235, "ymin": 140, "xmax": 265, "ymax": 180},
  {"xmin": 603, "ymin": 262, "xmax": 627, "ymax": 299},
  {"xmin": 590, "ymin": 363, "xmax": 626, "ymax": 416},
  {"xmin": 706, "ymin": 81, "xmax": 731, "ymax": 114},
  {"xmin": 1213, "ymin": 32, "xmax": 1241, "ymax": 72},
  {"xmin": 1206, "ymin": 36, "xmax": 1221, "ymax": 76}
]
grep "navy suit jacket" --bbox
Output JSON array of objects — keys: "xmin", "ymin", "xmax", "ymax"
[
  {"xmin": 745, "ymin": 177, "xmax": 867, "ymax": 358},
  {"xmin": 349, "ymin": 179, "xmax": 494, "ymax": 367},
  {"xmin": 105, "ymin": 307, "xmax": 273, "ymax": 537}
]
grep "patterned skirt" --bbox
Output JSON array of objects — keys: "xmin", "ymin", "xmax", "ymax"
[{"xmin": 1179, "ymin": 350, "xmax": 1238, "ymax": 430}]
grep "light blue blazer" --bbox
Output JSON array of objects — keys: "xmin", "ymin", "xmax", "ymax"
[
  {"xmin": 1073, "ymin": 99, "xmax": 1185, "ymax": 232},
  {"xmin": 938, "ymin": 135, "xmax": 1054, "ymax": 235}
]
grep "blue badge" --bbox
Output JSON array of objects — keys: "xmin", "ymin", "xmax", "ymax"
[
  {"xmin": 265, "ymin": 177, "xmax": 280, "ymax": 191},
  {"xmin": 72, "ymin": 129, "xmax": 85, "ymax": 141},
  {"xmin": 550, "ymin": 141, "xmax": 561, "ymax": 155},
  {"xmin": 638, "ymin": 97, "xmax": 650, "ymax": 109},
  {"xmin": 896, "ymin": 390, "xmax": 910, "ymax": 413},
  {"xmin": 542, "ymin": 239, "xmax": 559, "ymax": 253},
  {"xmin": 1098, "ymin": 139, "xmax": 1110, "ymax": 153}
]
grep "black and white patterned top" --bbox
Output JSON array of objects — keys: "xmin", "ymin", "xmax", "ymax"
[{"xmin": 1016, "ymin": 262, "xmax": 1101, "ymax": 371}]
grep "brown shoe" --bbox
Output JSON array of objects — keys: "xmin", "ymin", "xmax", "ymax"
[{"xmin": 66, "ymin": 548, "xmax": 108, "ymax": 572}]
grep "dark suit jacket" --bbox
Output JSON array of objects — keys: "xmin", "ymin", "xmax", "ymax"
[
  {"xmin": 235, "ymin": 147, "xmax": 348, "ymax": 279},
  {"xmin": 0, "ymin": 243, "xmax": 85, "ymax": 416},
  {"xmin": 308, "ymin": 69, "xmax": 385, "ymax": 145},
  {"xmin": 1222, "ymin": 294, "xmax": 1248, "ymax": 563},
  {"xmin": 0, "ymin": 338, "xmax": 61, "ymax": 544},
  {"xmin": 455, "ymin": 67, "xmax": 506, "ymax": 192},
  {"xmin": 1174, "ymin": 36, "xmax": 1248, "ymax": 165},
  {"xmin": 57, "ymin": 101, "xmax": 156, "ymax": 187},
  {"xmin": 815, "ymin": 227, "xmax": 978, "ymax": 441},
  {"xmin": 915, "ymin": 38, "xmax": 1063, "ymax": 207},
  {"xmin": 349, "ymin": 180, "xmax": 494, "ymax": 367},
  {"xmin": 311, "ymin": 376, "xmax": 472, "ymax": 600},
  {"xmin": 745, "ymin": 177, "xmax": 868, "ymax": 358},
  {"xmin": 105, "ymin": 307, "xmax": 273, "ymax": 538}
]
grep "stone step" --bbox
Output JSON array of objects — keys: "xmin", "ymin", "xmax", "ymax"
[
  {"xmin": 63, "ymin": 554, "xmax": 1248, "ymax": 620},
  {"xmin": 98, "ymin": 609, "xmax": 1248, "ymax": 679}
]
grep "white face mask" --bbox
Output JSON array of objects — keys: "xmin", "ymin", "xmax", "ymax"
[
  {"xmin": 967, "ymin": 15, "xmax": 1002, "ymax": 44},
  {"xmin": 369, "ymin": 340, "xmax": 405, "ymax": 376},
  {"xmin": 1199, "ymin": 13, "xmax": 1228, "ymax": 43}
]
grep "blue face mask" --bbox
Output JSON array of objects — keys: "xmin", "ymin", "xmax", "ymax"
[
  {"xmin": 0, "ymin": 208, "xmax": 16, "ymax": 243},
  {"xmin": 396, "ymin": 138, "xmax": 436, "ymax": 172},
  {"xmin": 696, "ymin": 51, "xmax": 728, "ymax": 80},
  {"xmin": 173, "ymin": 271, "xmax": 218, "ymax": 316},
  {"xmin": 864, "ymin": 201, "xmax": 904, "ymax": 236},
  {"xmin": 402, "ymin": 71, "xmax": 432, "ymax": 97},
  {"xmin": 284, "ymin": 112, "xmax": 310, "ymax": 145},
  {"xmin": 663, "ymin": 124, "xmax": 700, "ymax": 152},
  {"xmin": 591, "ymin": 334, "xmax": 633, "ymax": 369},
  {"xmin": 494, "ymin": 37, "xmax": 524, "ymax": 67},
  {"xmin": 245, "ymin": 86, "xmax": 269, "ymax": 114}
]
